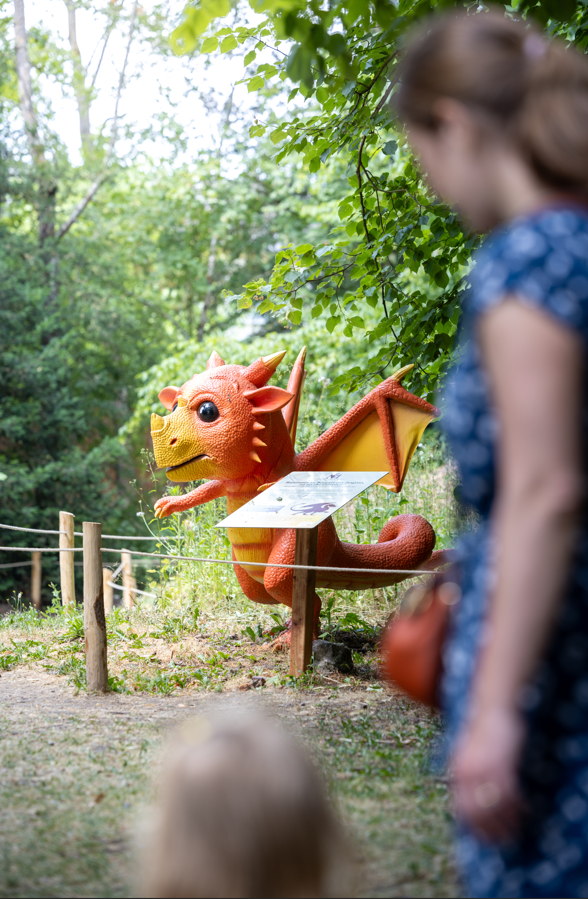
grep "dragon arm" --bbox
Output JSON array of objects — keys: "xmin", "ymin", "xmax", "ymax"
[
  {"xmin": 295, "ymin": 372, "xmax": 438, "ymax": 492},
  {"xmin": 154, "ymin": 479, "xmax": 225, "ymax": 518}
]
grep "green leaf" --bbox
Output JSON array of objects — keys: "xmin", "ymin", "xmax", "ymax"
[
  {"xmin": 294, "ymin": 243, "xmax": 313, "ymax": 255},
  {"xmin": 220, "ymin": 35, "xmax": 238, "ymax": 53},
  {"xmin": 201, "ymin": 36, "xmax": 219, "ymax": 53},
  {"xmin": 244, "ymin": 50, "xmax": 257, "ymax": 65},
  {"xmin": 270, "ymin": 128, "xmax": 287, "ymax": 145},
  {"xmin": 247, "ymin": 75, "xmax": 265, "ymax": 92}
]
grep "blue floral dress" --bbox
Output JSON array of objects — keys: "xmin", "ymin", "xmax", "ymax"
[{"xmin": 442, "ymin": 203, "xmax": 588, "ymax": 898}]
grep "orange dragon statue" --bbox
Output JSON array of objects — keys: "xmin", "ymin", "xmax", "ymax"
[{"xmin": 151, "ymin": 348, "xmax": 443, "ymax": 636}]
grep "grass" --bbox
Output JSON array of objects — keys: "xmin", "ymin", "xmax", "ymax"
[
  {"xmin": 0, "ymin": 707, "xmax": 155, "ymax": 898},
  {"xmin": 0, "ymin": 442, "xmax": 461, "ymax": 897},
  {"xmin": 0, "ymin": 668, "xmax": 458, "ymax": 898}
]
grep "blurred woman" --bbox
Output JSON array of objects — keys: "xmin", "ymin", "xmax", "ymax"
[{"xmin": 397, "ymin": 10, "xmax": 588, "ymax": 898}]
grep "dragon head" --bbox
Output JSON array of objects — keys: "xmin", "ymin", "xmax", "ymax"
[{"xmin": 150, "ymin": 351, "xmax": 293, "ymax": 482}]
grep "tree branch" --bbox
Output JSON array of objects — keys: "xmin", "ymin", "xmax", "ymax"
[
  {"xmin": 56, "ymin": 171, "xmax": 108, "ymax": 240},
  {"xmin": 90, "ymin": 27, "xmax": 112, "ymax": 89},
  {"xmin": 108, "ymin": 0, "xmax": 138, "ymax": 156}
]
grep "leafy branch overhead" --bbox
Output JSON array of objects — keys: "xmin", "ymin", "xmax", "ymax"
[{"xmin": 171, "ymin": 0, "xmax": 588, "ymax": 399}]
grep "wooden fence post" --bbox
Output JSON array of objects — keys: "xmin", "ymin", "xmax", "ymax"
[
  {"xmin": 103, "ymin": 568, "xmax": 113, "ymax": 614},
  {"xmin": 289, "ymin": 525, "xmax": 319, "ymax": 676},
  {"xmin": 59, "ymin": 511, "xmax": 75, "ymax": 606},
  {"xmin": 122, "ymin": 551, "xmax": 134, "ymax": 610},
  {"xmin": 31, "ymin": 551, "xmax": 41, "ymax": 610},
  {"xmin": 83, "ymin": 522, "xmax": 108, "ymax": 692}
]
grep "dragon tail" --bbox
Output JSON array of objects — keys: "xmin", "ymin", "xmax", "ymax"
[{"xmin": 316, "ymin": 513, "xmax": 447, "ymax": 590}]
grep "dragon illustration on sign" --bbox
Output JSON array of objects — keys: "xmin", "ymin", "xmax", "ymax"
[{"xmin": 150, "ymin": 348, "xmax": 443, "ymax": 637}]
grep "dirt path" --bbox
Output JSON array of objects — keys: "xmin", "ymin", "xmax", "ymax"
[{"xmin": 0, "ymin": 665, "xmax": 459, "ymax": 898}]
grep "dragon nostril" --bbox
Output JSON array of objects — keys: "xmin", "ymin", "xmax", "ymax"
[{"xmin": 170, "ymin": 437, "xmax": 178, "ymax": 446}]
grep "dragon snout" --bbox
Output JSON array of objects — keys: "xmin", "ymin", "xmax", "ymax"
[{"xmin": 151, "ymin": 413, "xmax": 166, "ymax": 433}]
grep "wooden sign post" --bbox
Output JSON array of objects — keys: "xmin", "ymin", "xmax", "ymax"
[
  {"xmin": 103, "ymin": 568, "xmax": 114, "ymax": 614},
  {"xmin": 59, "ymin": 510, "xmax": 75, "ymax": 606},
  {"xmin": 31, "ymin": 551, "xmax": 41, "ymax": 610},
  {"xmin": 290, "ymin": 525, "xmax": 318, "ymax": 676},
  {"xmin": 122, "ymin": 551, "xmax": 134, "ymax": 610},
  {"xmin": 217, "ymin": 471, "xmax": 388, "ymax": 676},
  {"xmin": 83, "ymin": 521, "xmax": 108, "ymax": 692}
]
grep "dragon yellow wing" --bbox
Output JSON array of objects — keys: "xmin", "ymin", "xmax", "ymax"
[{"xmin": 294, "ymin": 365, "xmax": 438, "ymax": 492}]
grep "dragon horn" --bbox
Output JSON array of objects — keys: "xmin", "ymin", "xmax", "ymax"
[
  {"xmin": 244, "ymin": 350, "xmax": 287, "ymax": 387},
  {"xmin": 206, "ymin": 351, "xmax": 226, "ymax": 370},
  {"xmin": 391, "ymin": 363, "xmax": 414, "ymax": 382}
]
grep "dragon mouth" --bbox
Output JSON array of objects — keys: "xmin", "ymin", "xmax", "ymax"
[{"xmin": 165, "ymin": 454, "xmax": 209, "ymax": 473}]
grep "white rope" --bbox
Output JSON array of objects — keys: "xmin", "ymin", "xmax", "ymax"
[
  {"xmin": 0, "ymin": 560, "xmax": 33, "ymax": 569},
  {"xmin": 0, "ymin": 521, "xmax": 160, "ymax": 541},
  {"xmin": 0, "ymin": 523, "xmax": 66, "ymax": 536},
  {"xmin": 73, "ymin": 532, "xmax": 161, "ymax": 540},
  {"xmin": 109, "ymin": 560, "xmax": 125, "ymax": 581},
  {"xmin": 100, "ymin": 546, "xmax": 431, "ymax": 577},
  {"xmin": 107, "ymin": 581, "xmax": 156, "ymax": 599},
  {"xmin": 0, "ymin": 546, "xmax": 80, "ymax": 553}
]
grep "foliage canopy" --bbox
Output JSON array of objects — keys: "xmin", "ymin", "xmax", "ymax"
[{"xmin": 172, "ymin": 0, "xmax": 588, "ymax": 398}]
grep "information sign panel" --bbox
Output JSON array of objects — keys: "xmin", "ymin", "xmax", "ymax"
[{"xmin": 216, "ymin": 471, "xmax": 388, "ymax": 530}]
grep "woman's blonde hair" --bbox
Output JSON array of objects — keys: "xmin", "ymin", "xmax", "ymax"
[
  {"xmin": 396, "ymin": 8, "xmax": 588, "ymax": 193},
  {"xmin": 139, "ymin": 712, "xmax": 348, "ymax": 898}
]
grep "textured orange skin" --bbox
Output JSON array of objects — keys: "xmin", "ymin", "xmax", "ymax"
[{"xmin": 151, "ymin": 353, "xmax": 441, "ymax": 636}]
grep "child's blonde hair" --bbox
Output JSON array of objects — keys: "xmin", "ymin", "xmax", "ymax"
[{"xmin": 140, "ymin": 711, "xmax": 347, "ymax": 898}]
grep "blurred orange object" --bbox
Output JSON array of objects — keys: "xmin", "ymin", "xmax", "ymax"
[{"xmin": 381, "ymin": 577, "xmax": 461, "ymax": 708}]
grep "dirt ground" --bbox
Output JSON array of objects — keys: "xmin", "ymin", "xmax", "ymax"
[{"xmin": 0, "ymin": 657, "xmax": 459, "ymax": 899}]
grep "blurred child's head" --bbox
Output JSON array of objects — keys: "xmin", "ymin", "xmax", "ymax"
[
  {"xmin": 395, "ymin": 9, "xmax": 588, "ymax": 232},
  {"xmin": 140, "ymin": 711, "xmax": 347, "ymax": 898}
]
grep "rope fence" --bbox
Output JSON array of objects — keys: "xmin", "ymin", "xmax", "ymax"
[
  {"xmin": 99, "ymin": 545, "xmax": 429, "ymax": 577},
  {"xmin": 0, "ymin": 523, "xmax": 163, "ymax": 540},
  {"xmin": 0, "ymin": 523, "xmax": 66, "ymax": 535},
  {"xmin": 0, "ymin": 509, "xmax": 439, "ymax": 687}
]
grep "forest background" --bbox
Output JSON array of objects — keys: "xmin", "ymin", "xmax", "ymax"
[{"xmin": 1, "ymin": 0, "xmax": 585, "ymax": 601}]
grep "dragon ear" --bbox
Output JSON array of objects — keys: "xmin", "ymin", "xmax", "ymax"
[
  {"xmin": 206, "ymin": 351, "xmax": 225, "ymax": 370},
  {"xmin": 244, "ymin": 350, "xmax": 287, "ymax": 387},
  {"xmin": 158, "ymin": 386, "xmax": 180, "ymax": 411},
  {"xmin": 243, "ymin": 386, "xmax": 293, "ymax": 414}
]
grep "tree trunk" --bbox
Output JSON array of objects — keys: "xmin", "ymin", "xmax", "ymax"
[
  {"xmin": 13, "ymin": 0, "xmax": 42, "ymax": 165},
  {"xmin": 65, "ymin": 1, "xmax": 92, "ymax": 158},
  {"xmin": 13, "ymin": 0, "xmax": 56, "ymax": 246}
]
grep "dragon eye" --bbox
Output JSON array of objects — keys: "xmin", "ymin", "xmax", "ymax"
[
  {"xmin": 172, "ymin": 402, "xmax": 178, "ymax": 412},
  {"xmin": 197, "ymin": 401, "xmax": 219, "ymax": 423}
]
